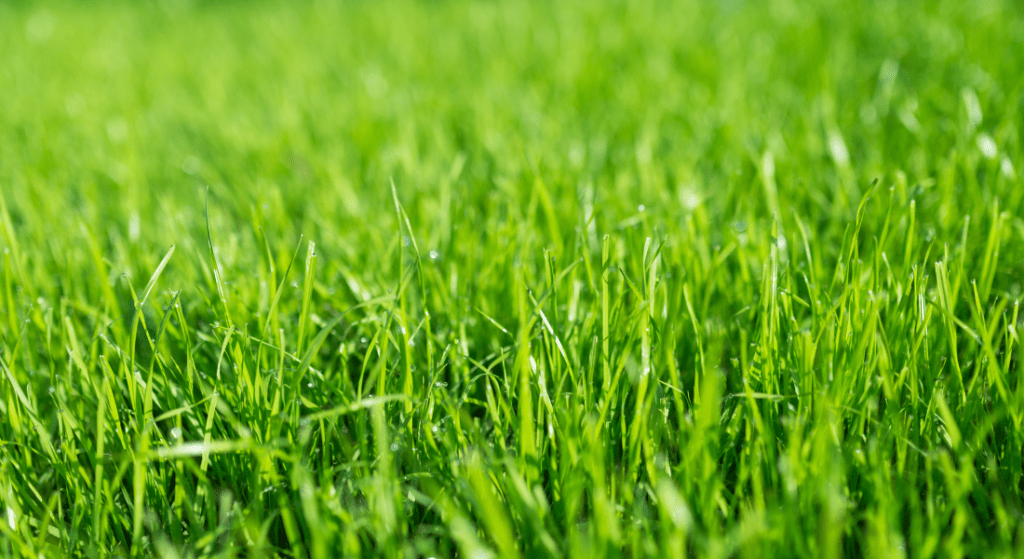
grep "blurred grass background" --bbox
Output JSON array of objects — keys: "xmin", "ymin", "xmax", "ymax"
[{"xmin": 4, "ymin": 0, "xmax": 1021, "ymax": 282}]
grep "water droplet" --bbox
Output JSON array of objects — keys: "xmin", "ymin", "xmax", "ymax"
[{"xmin": 977, "ymin": 134, "xmax": 997, "ymax": 159}]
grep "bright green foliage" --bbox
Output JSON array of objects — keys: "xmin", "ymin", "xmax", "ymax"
[{"xmin": 1, "ymin": 0, "xmax": 1024, "ymax": 557}]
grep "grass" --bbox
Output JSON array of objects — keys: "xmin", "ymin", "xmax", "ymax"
[{"xmin": 1, "ymin": 0, "xmax": 1023, "ymax": 557}]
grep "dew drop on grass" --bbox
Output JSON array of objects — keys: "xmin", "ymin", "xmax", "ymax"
[
  {"xmin": 170, "ymin": 427, "xmax": 182, "ymax": 439},
  {"xmin": 1001, "ymin": 157, "xmax": 1017, "ymax": 179},
  {"xmin": 977, "ymin": 134, "xmax": 997, "ymax": 159}
]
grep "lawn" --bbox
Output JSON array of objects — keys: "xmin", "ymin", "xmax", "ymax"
[{"xmin": 1, "ymin": 0, "xmax": 1023, "ymax": 557}]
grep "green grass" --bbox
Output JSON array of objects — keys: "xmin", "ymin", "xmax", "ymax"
[{"xmin": 1, "ymin": 0, "xmax": 1024, "ymax": 557}]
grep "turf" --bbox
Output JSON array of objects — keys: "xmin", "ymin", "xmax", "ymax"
[{"xmin": 1, "ymin": 0, "xmax": 1023, "ymax": 557}]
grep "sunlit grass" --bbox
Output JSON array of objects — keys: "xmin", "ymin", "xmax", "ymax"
[{"xmin": 1, "ymin": 0, "xmax": 1023, "ymax": 557}]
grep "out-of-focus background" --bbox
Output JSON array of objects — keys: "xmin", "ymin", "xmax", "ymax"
[{"xmin": 4, "ymin": 0, "xmax": 1021, "ymax": 286}]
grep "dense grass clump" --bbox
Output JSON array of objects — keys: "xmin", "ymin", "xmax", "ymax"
[{"xmin": 1, "ymin": 0, "xmax": 1024, "ymax": 557}]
